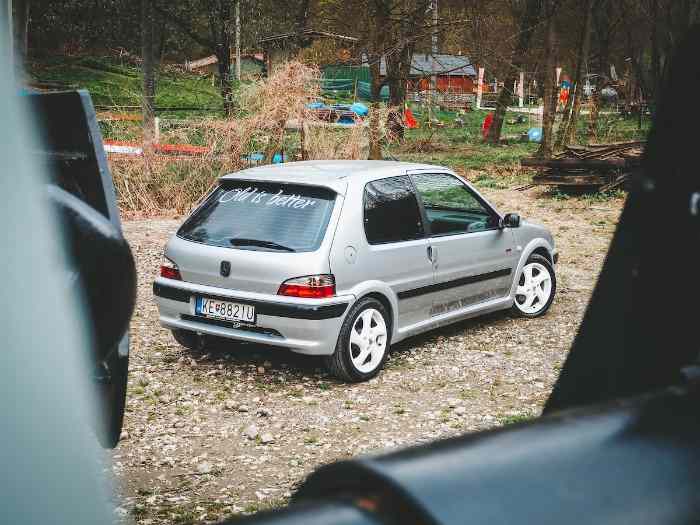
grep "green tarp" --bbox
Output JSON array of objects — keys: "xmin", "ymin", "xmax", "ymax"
[{"xmin": 320, "ymin": 65, "xmax": 389, "ymax": 101}]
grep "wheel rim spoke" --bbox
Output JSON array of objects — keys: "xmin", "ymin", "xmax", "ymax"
[
  {"xmin": 535, "ymin": 285, "xmax": 548, "ymax": 303},
  {"xmin": 533, "ymin": 273, "xmax": 550, "ymax": 285},
  {"xmin": 350, "ymin": 329, "xmax": 366, "ymax": 351}
]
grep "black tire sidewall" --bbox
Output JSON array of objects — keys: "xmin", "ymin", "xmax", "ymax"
[
  {"xmin": 512, "ymin": 254, "xmax": 556, "ymax": 318},
  {"xmin": 334, "ymin": 298, "xmax": 391, "ymax": 382}
]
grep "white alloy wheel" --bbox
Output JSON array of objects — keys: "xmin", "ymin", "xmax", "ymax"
[
  {"xmin": 349, "ymin": 308, "xmax": 388, "ymax": 374},
  {"xmin": 515, "ymin": 262, "xmax": 553, "ymax": 315}
]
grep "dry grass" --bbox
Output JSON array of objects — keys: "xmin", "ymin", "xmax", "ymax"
[{"xmin": 110, "ymin": 61, "xmax": 393, "ymax": 215}]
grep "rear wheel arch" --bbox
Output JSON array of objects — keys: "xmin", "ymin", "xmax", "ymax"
[
  {"xmin": 361, "ymin": 292, "xmax": 394, "ymax": 335},
  {"xmin": 531, "ymin": 246, "xmax": 553, "ymax": 264}
]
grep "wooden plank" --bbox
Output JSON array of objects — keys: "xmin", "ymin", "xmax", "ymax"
[
  {"xmin": 521, "ymin": 157, "xmax": 627, "ymax": 169},
  {"xmin": 532, "ymin": 174, "xmax": 610, "ymax": 186}
]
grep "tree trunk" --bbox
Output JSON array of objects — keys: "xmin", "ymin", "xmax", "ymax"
[
  {"xmin": 587, "ymin": 88, "xmax": 601, "ymax": 142},
  {"xmin": 368, "ymin": 61, "xmax": 383, "ymax": 160},
  {"xmin": 141, "ymin": 0, "xmax": 157, "ymax": 144},
  {"xmin": 13, "ymin": 0, "xmax": 30, "ymax": 63},
  {"xmin": 537, "ymin": 1, "xmax": 557, "ymax": 159},
  {"xmin": 485, "ymin": 0, "xmax": 541, "ymax": 144},
  {"xmin": 216, "ymin": 44, "xmax": 233, "ymax": 116},
  {"xmin": 564, "ymin": 0, "xmax": 593, "ymax": 145},
  {"xmin": 650, "ymin": 0, "xmax": 662, "ymax": 102},
  {"xmin": 556, "ymin": 0, "xmax": 593, "ymax": 148}
]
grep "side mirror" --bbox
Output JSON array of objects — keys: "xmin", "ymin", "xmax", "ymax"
[{"xmin": 502, "ymin": 213, "xmax": 521, "ymax": 228}]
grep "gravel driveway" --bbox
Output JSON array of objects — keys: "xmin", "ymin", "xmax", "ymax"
[{"xmin": 114, "ymin": 187, "xmax": 624, "ymax": 523}]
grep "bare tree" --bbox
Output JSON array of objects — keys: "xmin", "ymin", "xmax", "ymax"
[
  {"xmin": 141, "ymin": 0, "xmax": 157, "ymax": 143},
  {"xmin": 538, "ymin": 0, "xmax": 557, "ymax": 158},
  {"xmin": 12, "ymin": 0, "xmax": 30, "ymax": 64},
  {"xmin": 154, "ymin": 1, "xmax": 235, "ymax": 115},
  {"xmin": 485, "ymin": 0, "xmax": 542, "ymax": 144},
  {"xmin": 555, "ymin": 0, "xmax": 593, "ymax": 149}
]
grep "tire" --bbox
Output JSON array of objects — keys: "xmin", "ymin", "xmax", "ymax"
[
  {"xmin": 324, "ymin": 297, "xmax": 391, "ymax": 382},
  {"xmin": 172, "ymin": 329, "xmax": 207, "ymax": 351},
  {"xmin": 511, "ymin": 254, "xmax": 557, "ymax": 318}
]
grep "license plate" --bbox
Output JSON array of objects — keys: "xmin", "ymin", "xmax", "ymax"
[{"xmin": 195, "ymin": 297, "xmax": 256, "ymax": 324}]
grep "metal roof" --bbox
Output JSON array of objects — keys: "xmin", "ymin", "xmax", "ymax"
[{"xmin": 380, "ymin": 53, "xmax": 476, "ymax": 77}]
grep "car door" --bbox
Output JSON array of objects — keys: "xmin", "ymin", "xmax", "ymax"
[
  {"xmin": 361, "ymin": 175, "xmax": 435, "ymax": 330},
  {"xmin": 410, "ymin": 172, "xmax": 517, "ymax": 317}
]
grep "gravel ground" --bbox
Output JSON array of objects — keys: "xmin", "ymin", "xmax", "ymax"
[{"xmin": 114, "ymin": 186, "xmax": 624, "ymax": 523}]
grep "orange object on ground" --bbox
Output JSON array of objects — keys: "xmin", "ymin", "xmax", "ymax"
[
  {"xmin": 404, "ymin": 107, "xmax": 418, "ymax": 129},
  {"xmin": 482, "ymin": 112, "xmax": 494, "ymax": 139}
]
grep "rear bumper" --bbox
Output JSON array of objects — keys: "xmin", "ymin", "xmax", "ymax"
[{"xmin": 153, "ymin": 278, "xmax": 352, "ymax": 355}]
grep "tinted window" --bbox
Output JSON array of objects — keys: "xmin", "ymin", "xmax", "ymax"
[
  {"xmin": 363, "ymin": 176, "xmax": 424, "ymax": 244},
  {"xmin": 178, "ymin": 181, "xmax": 336, "ymax": 252},
  {"xmin": 411, "ymin": 173, "xmax": 498, "ymax": 235}
]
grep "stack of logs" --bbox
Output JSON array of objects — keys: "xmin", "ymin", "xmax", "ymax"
[{"xmin": 521, "ymin": 140, "xmax": 645, "ymax": 192}]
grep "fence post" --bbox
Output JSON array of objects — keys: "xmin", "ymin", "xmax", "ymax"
[
  {"xmin": 519, "ymin": 71, "xmax": 525, "ymax": 108},
  {"xmin": 476, "ymin": 67, "xmax": 484, "ymax": 109},
  {"xmin": 154, "ymin": 117, "xmax": 160, "ymax": 144}
]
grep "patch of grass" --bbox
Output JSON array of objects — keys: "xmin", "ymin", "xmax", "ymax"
[
  {"xmin": 498, "ymin": 414, "xmax": 534, "ymax": 426},
  {"xmin": 29, "ymin": 55, "xmax": 224, "ymax": 116},
  {"xmin": 459, "ymin": 388, "xmax": 476, "ymax": 400},
  {"xmin": 130, "ymin": 385, "xmax": 145, "ymax": 396}
]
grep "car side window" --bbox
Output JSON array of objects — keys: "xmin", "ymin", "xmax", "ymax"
[
  {"xmin": 411, "ymin": 173, "xmax": 499, "ymax": 236},
  {"xmin": 363, "ymin": 176, "xmax": 424, "ymax": 244}
]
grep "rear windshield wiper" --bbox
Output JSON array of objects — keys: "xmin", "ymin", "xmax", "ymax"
[{"xmin": 229, "ymin": 238, "xmax": 296, "ymax": 252}]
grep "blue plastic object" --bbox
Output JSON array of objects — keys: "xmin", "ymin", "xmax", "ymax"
[
  {"xmin": 527, "ymin": 127, "xmax": 543, "ymax": 143},
  {"xmin": 350, "ymin": 102, "xmax": 369, "ymax": 116}
]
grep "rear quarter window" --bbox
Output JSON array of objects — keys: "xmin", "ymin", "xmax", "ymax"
[
  {"xmin": 363, "ymin": 176, "xmax": 424, "ymax": 244},
  {"xmin": 177, "ymin": 181, "xmax": 336, "ymax": 252}
]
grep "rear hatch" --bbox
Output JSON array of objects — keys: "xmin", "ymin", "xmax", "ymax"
[{"xmin": 167, "ymin": 180, "xmax": 339, "ymax": 295}]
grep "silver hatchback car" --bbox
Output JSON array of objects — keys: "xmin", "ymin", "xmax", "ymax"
[{"xmin": 154, "ymin": 161, "xmax": 557, "ymax": 381}]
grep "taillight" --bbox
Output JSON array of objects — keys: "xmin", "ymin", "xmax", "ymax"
[
  {"xmin": 278, "ymin": 274, "xmax": 335, "ymax": 298},
  {"xmin": 160, "ymin": 256, "xmax": 182, "ymax": 280}
]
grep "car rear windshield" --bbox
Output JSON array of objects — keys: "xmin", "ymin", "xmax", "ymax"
[{"xmin": 177, "ymin": 181, "xmax": 337, "ymax": 252}]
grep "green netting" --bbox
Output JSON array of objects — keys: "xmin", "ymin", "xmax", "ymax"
[
  {"xmin": 357, "ymin": 81, "xmax": 389, "ymax": 101},
  {"xmin": 321, "ymin": 78, "xmax": 354, "ymax": 91},
  {"xmin": 322, "ymin": 65, "xmax": 371, "ymax": 83},
  {"xmin": 320, "ymin": 66, "xmax": 389, "ymax": 101}
]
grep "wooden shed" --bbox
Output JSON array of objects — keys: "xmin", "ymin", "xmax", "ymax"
[{"xmin": 380, "ymin": 53, "xmax": 477, "ymax": 93}]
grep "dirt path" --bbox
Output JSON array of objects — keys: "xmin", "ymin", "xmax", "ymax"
[{"xmin": 114, "ymin": 187, "xmax": 624, "ymax": 523}]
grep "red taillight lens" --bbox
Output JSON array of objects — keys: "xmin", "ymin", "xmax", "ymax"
[
  {"xmin": 278, "ymin": 274, "xmax": 335, "ymax": 298},
  {"xmin": 160, "ymin": 257, "xmax": 182, "ymax": 280}
]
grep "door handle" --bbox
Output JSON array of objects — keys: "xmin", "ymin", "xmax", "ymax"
[{"xmin": 427, "ymin": 245, "xmax": 438, "ymax": 268}]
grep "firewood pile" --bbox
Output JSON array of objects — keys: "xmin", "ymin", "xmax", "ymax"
[{"xmin": 520, "ymin": 140, "xmax": 645, "ymax": 192}]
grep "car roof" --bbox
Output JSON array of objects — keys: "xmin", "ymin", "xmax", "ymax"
[{"xmin": 219, "ymin": 160, "xmax": 452, "ymax": 194}]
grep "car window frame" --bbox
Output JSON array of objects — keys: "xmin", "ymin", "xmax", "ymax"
[
  {"xmin": 409, "ymin": 172, "xmax": 502, "ymax": 238},
  {"xmin": 362, "ymin": 175, "xmax": 426, "ymax": 246}
]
